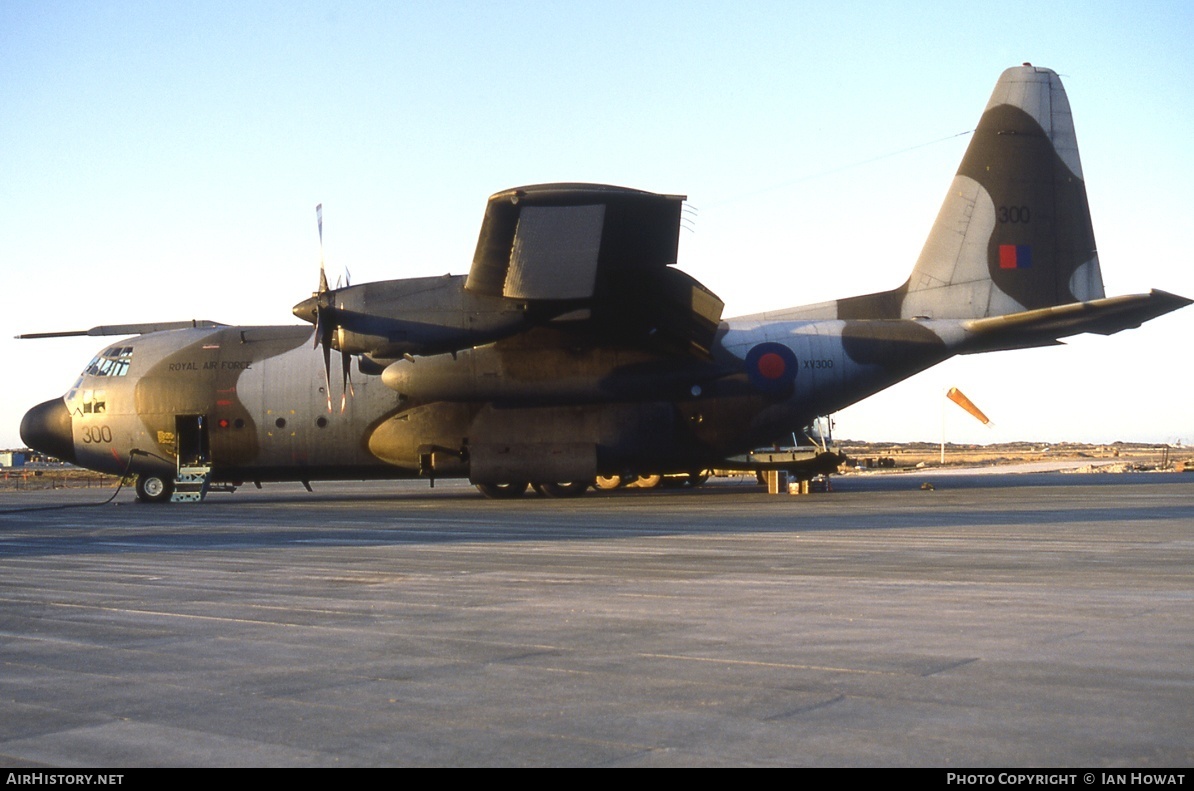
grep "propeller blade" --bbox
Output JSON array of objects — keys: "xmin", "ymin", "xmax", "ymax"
[
  {"xmin": 311, "ymin": 202, "xmax": 348, "ymax": 414},
  {"xmin": 315, "ymin": 301, "xmax": 335, "ymax": 413},
  {"xmin": 321, "ymin": 327, "xmax": 333, "ymax": 413},
  {"xmin": 339, "ymin": 348, "xmax": 355, "ymax": 413},
  {"xmin": 316, "ymin": 203, "xmax": 329, "ymax": 295}
]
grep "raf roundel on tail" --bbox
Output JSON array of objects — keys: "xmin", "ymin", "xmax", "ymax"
[{"xmin": 18, "ymin": 65, "xmax": 1191, "ymax": 501}]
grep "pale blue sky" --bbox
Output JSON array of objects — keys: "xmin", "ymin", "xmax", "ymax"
[{"xmin": 3, "ymin": 1, "xmax": 1192, "ymax": 447}]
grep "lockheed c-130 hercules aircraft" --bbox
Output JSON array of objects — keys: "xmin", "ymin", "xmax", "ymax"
[{"xmin": 18, "ymin": 64, "xmax": 1192, "ymax": 502}]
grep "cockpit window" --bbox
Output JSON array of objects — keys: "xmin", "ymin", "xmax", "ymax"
[
  {"xmin": 80, "ymin": 389, "xmax": 106, "ymax": 414},
  {"xmin": 82, "ymin": 346, "xmax": 133, "ymax": 378}
]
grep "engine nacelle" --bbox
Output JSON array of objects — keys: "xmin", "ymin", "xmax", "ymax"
[{"xmin": 381, "ymin": 345, "xmax": 728, "ymax": 405}]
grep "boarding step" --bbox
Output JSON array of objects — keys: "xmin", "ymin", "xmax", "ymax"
[{"xmin": 171, "ymin": 465, "xmax": 212, "ymax": 503}]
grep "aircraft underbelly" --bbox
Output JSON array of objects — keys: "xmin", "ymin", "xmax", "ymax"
[{"xmin": 368, "ymin": 400, "xmax": 704, "ymax": 480}]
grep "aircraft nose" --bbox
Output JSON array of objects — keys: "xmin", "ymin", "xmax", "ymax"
[{"xmin": 20, "ymin": 398, "xmax": 76, "ymax": 463}]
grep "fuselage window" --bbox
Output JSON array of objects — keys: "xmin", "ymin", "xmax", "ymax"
[
  {"xmin": 80, "ymin": 389, "xmax": 107, "ymax": 414},
  {"xmin": 65, "ymin": 376, "xmax": 84, "ymax": 402}
]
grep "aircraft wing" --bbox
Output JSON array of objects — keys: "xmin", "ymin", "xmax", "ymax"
[
  {"xmin": 961, "ymin": 290, "xmax": 1191, "ymax": 353},
  {"xmin": 466, "ymin": 183, "xmax": 725, "ymax": 358},
  {"xmin": 467, "ymin": 183, "xmax": 686, "ymax": 300}
]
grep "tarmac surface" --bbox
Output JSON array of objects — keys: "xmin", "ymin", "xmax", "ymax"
[{"xmin": 1, "ymin": 472, "xmax": 1191, "ymax": 767}]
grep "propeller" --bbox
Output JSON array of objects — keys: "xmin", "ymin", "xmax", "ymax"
[
  {"xmin": 308, "ymin": 203, "xmax": 354, "ymax": 413},
  {"xmin": 339, "ymin": 336, "xmax": 355, "ymax": 412}
]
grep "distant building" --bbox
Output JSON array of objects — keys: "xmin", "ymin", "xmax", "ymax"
[{"xmin": 0, "ymin": 451, "xmax": 28, "ymax": 468}]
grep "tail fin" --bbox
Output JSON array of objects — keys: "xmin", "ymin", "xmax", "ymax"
[
  {"xmin": 752, "ymin": 65, "xmax": 1188, "ymax": 332},
  {"xmin": 832, "ymin": 64, "xmax": 1104, "ymax": 322},
  {"xmin": 903, "ymin": 64, "xmax": 1103, "ymax": 319}
]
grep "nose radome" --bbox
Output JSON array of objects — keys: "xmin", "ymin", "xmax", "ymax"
[{"xmin": 20, "ymin": 398, "xmax": 76, "ymax": 463}]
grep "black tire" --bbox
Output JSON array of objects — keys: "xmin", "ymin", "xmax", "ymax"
[
  {"xmin": 135, "ymin": 473, "xmax": 175, "ymax": 504},
  {"xmin": 535, "ymin": 481, "xmax": 589, "ymax": 498},
  {"xmin": 475, "ymin": 482, "xmax": 529, "ymax": 499}
]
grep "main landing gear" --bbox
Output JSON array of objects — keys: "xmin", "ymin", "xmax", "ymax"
[
  {"xmin": 474, "ymin": 481, "xmax": 589, "ymax": 499},
  {"xmin": 475, "ymin": 471, "xmax": 712, "ymax": 499},
  {"xmin": 594, "ymin": 472, "xmax": 709, "ymax": 490}
]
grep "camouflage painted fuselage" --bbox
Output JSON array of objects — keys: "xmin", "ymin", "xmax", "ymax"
[
  {"xmin": 20, "ymin": 65, "xmax": 1190, "ymax": 491},
  {"xmin": 35, "ymin": 313, "xmax": 964, "ymax": 486}
]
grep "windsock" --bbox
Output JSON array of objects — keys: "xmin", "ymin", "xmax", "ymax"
[{"xmin": 947, "ymin": 387, "xmax": 991, "ymax": 425}]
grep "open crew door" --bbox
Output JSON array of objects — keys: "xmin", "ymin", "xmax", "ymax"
[{"xmin": 173, "ymin": 414, "xmax": 212, "ymax": 502}]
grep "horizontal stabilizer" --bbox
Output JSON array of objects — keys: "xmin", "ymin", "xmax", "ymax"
[
  {"xmin": 961, "ymin": 290, "xmax": 1191, "ymax": 353},
  {"xmin": 17, "ymin": 320, "xmax": 225, "ymax": 340}
]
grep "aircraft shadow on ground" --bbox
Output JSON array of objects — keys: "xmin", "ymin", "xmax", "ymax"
[{"xmin": 0, "ymin": 476, "xmax": 1189, "ymax": 558}]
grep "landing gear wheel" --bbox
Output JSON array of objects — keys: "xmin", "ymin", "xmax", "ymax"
[
  {"xmin": 534, "ymin": 481, "xmax": 589, "ymax": 499},
  {"xmin": 687, "ymin": 472, "xmax": 710, "ymax": 488},
  {"xmin": 594, "ymin": 475, "xmax": 623, "ymax": 490},
  {"xmin": 634, "ymin": 474, "xmax": 663, "ymax": 489},
  {"xmin": 135, "ymin": 473, "xmax": 175, "ymax": 504},
  {"xmin": 475, "ymin": 482, "xmax": 529, "ymax": 499}
]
